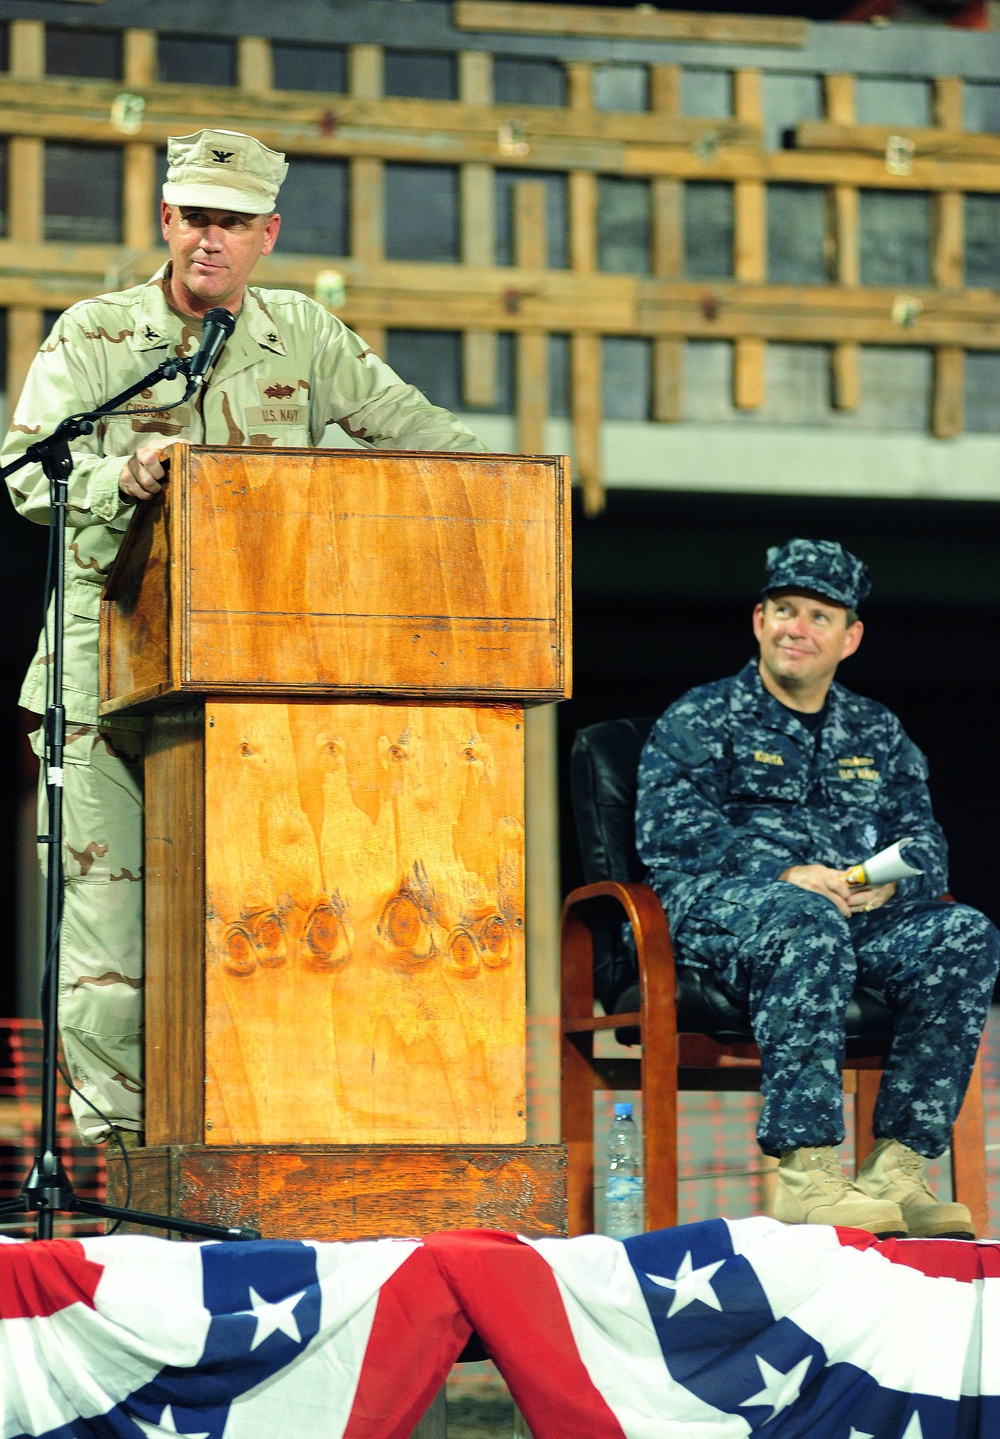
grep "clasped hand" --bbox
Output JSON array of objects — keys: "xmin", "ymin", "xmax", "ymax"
[
  {"xmin": 778, "ymin": 864, "xmax": 896, "ymax": 920},
  {"xmin": 119, "ymin": 441, "xmax": 182, "ymax": 502}
]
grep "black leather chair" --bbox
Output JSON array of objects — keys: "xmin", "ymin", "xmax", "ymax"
[{"xmin": 560, "ymin": 717, "xmax": 989, "ymax": 1236}]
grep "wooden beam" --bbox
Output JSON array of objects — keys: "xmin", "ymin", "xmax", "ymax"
[
  {"xmin": 463, "ymin": 329, "xmax": 498, "ymax": 409},
  {"xmin": 932, "ymin": 346, "xmax": 964, "ymax": 439},
  {"xmin": 517, "ymin": 331, "xmax": 547, "ymax": 453},
  {"xmin": 571, "ymin": 332, "xmax": 602, "ymax": 515},
  {"xmin": 934, "ymin": 76, "xmax": 964, "ymax": 132},
  {"xmin": 826, "ymin": 75, "xmax": 859, "ymax": 414},
  {"xmin": 566, "ymin": 62, "xmax": 592, "ymax": 113},
  {"xmin": 515, "ymin": 180, "xmax": 548, "ymax": 454},
  {"xmin": 832, "ymin": 342, "xmax": 860, "ymax": 411},
  {"xmin": 653, "ymin": 106, "xmax": 685, "ymax": 409},
  {"xmin": 733, "ymin": 70, "xmax": 765, "ymax": 412},
  {"xmin": 734, "ymin": 340, "xmax": 765, "ymax": 409},
  {"xmin": 458, "ymin": 49, "xmax": 492, "ymax": 105},
  {"xmin": 569, "ymin": 171, "xmax": 597, "ymax": 273},
  {"xmin": 832, "ymin": 185, "xmax": 859, "ymax": 288},
  {"xmin": 515, "ymin": 179, "xmax": 547, "ymax": 270},
  {"xmin": 650, "ymin": 51, "xmax": 684, "ymax": 420},
  {"xmin": 8, "ymin": 138, "xmax": 43, "ymax": 244},
  {"xmin": 649, "ymin": 64, "xmax": 681, "ymax": 118},
  {"xmin": 123, "ymin": 143, "xmax": 156, "ymax": 250},
  {"xmin": 238, "ymin": 37, "xmax": 274, "ymax": 95},
  {"xmin": 653, "ymin": 337, "xmax": 683, "ymax": 423},
  {"xmin": 652, "ymin": 179, "xmax": 683, "ymax": 279},
  {"xmin": 0, "ymin": 75, "xmax": 762, "ymax": 159},
  {"xmin": 9, "ymin": 20, "xmax": 43, "ymax": 79},
  {"xmin": 11, "ymin": 247, "xmax": 1000, "ymax": 349},
  {"xmin": 734, "ymin": 179, "xmax": 765, "ymax": 283},
  {"xmin": 453, "ymin": 0, "xmax": 808, "ymax": 47},
  {"xmin": 123, "ymin": 30, "xmax": 157, "ymax": 87},
  {"xmin": 824, "ymin": 74, "xmax": 855, "ymax": 127},
  {"xmin": 461, "ymin": 164, "xmax": 498, "ymax": 405},
  {"xmin": 7, "ymin": 106, "xmax": 996, "ymax": 189},
  {"xmin": 652, "ymin": 174, "xmax": 683, "ymax": 422},
  {"xmin": 349, "ymin": 45, "xmax": 383, "ymax": 101},
  {"xmin": 795, "ymin": 119, "xmax": 1000, "ymax": 164},
  {"xmin": 9, "ymin": 77, "xmax": 1000, "ymax": 187},
  {"xmin": 458, "ymin": 51, "xmax": 497, "ymax": 413},
  {"xmin": 733, "ymin": 69, "xmax": 761, "ymax": 130},
  {"xmin": 7, "ymin": 307, "xmax": 42, "ymax": 413},
  {"xmin": 933, "ymin": 190, "xmax": 963, "ymax": 290},
  {"xmin": 462, "ymin": 163, "xmax": 495, "ymax": 265},
  {"xmin": 350, "ymin": 157, "xmax": 384, "ymax": 263}
]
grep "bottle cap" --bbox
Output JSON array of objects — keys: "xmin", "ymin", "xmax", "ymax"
[{"xmin": 613, "ymin": 1103, "xmax": 633, "ymax": 1119}]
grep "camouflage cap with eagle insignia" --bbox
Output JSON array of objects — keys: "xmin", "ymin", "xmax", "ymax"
[
  {"xmin": 762, "ymin": 537, "xmax": 871, "ymax": 610},
  {"xmin": 163, "ymin": 129, "xmax": 288, "ymax": 213}
]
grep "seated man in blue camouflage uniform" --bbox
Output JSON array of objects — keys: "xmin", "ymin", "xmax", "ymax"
[{"xmin": 636, "ymin": 538, "xmax": 999, "ymax": 1238}]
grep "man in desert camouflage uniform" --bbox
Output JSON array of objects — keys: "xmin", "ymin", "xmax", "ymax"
[
  {"xmin": 2, "ymin": 129, "xmax": 485, "ymax": 1144},
  {"xmin": 636, "ymin": 539, "xmax": 999, "ymax": 1238}
]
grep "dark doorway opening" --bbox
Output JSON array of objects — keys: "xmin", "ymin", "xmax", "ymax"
[{"xmin": 560, "ymin": 488, "xmax": 1000, "ymax": 937}]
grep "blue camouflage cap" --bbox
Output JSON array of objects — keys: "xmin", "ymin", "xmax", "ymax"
[{"xmin": 763, "ymin": 538, "xmax": 871, "ymax": 610}]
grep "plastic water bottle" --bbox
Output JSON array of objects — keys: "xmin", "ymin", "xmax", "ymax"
[{"xmin": 605, "ymin": 1102, "xmax": 644, "ymax": 1239}]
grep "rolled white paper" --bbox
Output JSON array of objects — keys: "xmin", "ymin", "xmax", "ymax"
[{"xmin": 845, "ymin": 838, "xmax": 923, "ymax": 888}]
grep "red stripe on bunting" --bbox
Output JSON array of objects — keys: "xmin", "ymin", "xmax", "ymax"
[
  {"xmin": 425, "ymin": 1230, "xmax": 628, "ymax": 1439},
  {"xmin": 344, "ymin": 1243, "xmax": 471, "ymax": 1439},
  {"xmin": 0, "ymin": 1239, "xmax": 102, "ymax": 1318},
  {"xmin": 836, "ymin": 1228, "xmax": 1000, "ymax": 1281}
]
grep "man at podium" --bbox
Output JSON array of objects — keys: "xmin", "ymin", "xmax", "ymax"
[{"xmin": 2, "ymin": 128, "xmax": 485, "ymax": 1145}]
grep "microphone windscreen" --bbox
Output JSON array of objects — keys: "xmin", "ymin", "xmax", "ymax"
[{"xmin": 204, "ymin": 307, "xmax": 236, "ymax": 337}]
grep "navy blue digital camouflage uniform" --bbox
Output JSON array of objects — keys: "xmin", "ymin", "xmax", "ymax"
[{"xmin": 635, "ymin": 659, "xmax": 1000, "ymax": 1159}]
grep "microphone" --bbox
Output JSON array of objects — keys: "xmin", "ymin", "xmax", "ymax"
[{"xmin": 185, "ymin": 307, "xmax": 236, "ymax": 389}]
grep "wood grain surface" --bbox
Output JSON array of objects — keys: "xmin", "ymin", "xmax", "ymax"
[
  {"xmin": 105, "ymin": 1143, "xmax": 567, "ymax": 1240},
  {"xmin": 203, "ymin": 700, "xmax": 527, "ymax": 1146},
  {"xmin": 144, "ymin": 707, "xmax": 206, "ymax": 1145},
  {"xmin": 101, "ymin": 484, "xmax": 171, "ymax": 708},
  {"xmin": 101, "ymin": 446, "xmax": 570, "ymax": 711},
  {"xmin": 453, "ymin": 0, "xmax": 807, "ymax": 46}
]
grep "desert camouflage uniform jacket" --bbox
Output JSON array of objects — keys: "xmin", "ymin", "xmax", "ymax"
[
  {"xmin": 636, "ymin": 660, "xmax": 949, "ymax": 943},
  {"xmin": 3, "ymin": 264, "xmax": 485, "ymax": 724}
]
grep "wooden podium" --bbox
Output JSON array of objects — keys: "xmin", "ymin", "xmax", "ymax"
[{"xmin": 102, "ymin": 444, "xmax": 569, "ymax": 1241}]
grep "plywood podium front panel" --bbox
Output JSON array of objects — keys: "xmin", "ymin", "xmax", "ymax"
[
  {"xmin": 101, "ymin": 446, "xmax": 570, "ymax": 713},
  {"xmin": 201, "ymin": 699, "xmax": 526, "ymax": 1145}
]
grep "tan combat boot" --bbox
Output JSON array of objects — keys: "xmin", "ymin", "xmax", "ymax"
[
  {"xmin": 772, "ymin": 1146, "xmax": 907, "ymax": 1236},
  {"xmin": 856, "ymin": 1138, "xmax": 974, "ymax": 1239}
]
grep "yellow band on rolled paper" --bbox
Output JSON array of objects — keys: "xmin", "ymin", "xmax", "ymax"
[{"xmin": 844, "ymin": 863, "xmax": 867, "ymax": 886}]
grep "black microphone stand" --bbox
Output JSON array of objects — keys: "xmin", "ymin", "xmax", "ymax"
[{"xmin": 0, "ymin": 356, "xmax": 259, "ymax": 1242}]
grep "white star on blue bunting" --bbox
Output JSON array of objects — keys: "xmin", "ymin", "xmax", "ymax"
[
  {"xmin": 134, "ymin": 1406, "xmax": 210, "ymax": 1439},
  {"xmin": 246, "ymin": 1285, "xmax": 306, "ymax": 1350},
  {"xmin": 741, "ymin": 1353, "xmax": 813, "ymax": 1423},
  {"xmin": 122, "ymin": 1240, "xmax": 322, "ymax": 1439},
  {"xmin": 646, "ymin": 1251, "xmax": 725, "ymax": 1318}
]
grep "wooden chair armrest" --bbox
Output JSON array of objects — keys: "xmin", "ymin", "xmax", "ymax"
[{"xmin": 561, "ymin": 880, "xmax": 676, "ymax": 1032}]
